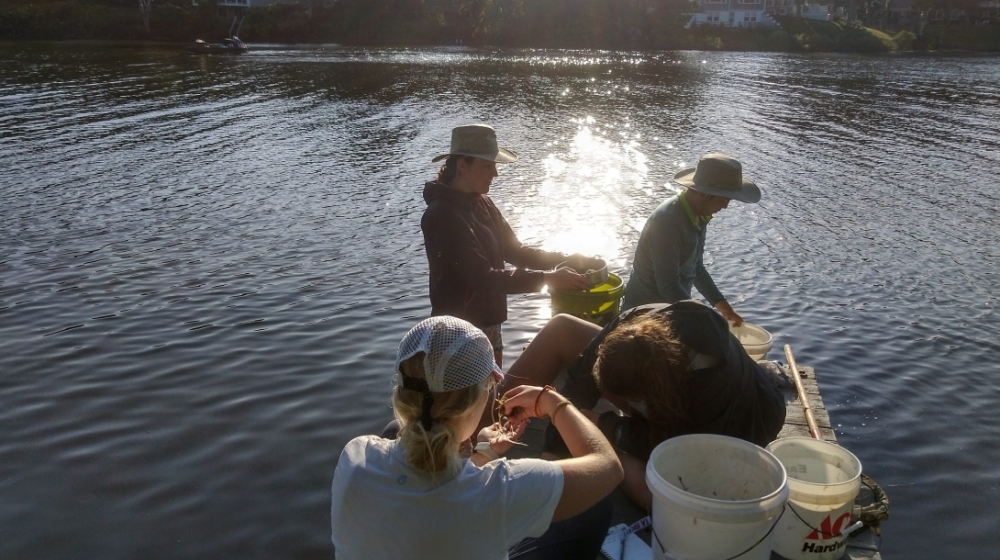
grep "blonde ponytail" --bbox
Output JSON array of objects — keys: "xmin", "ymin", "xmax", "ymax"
[{"xmin": 393, "ymin": 354, "xmax": 485, "ymax": 477}]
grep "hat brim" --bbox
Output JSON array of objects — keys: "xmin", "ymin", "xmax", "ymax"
[
  {"xmin": 490, "ymin": 364, "xmax": 504, "ymax": 384},
  {"xmin": 673, "ymin": 167, "xmax": 761, "ymax": 203},
  {"xmin": 431, "ymin": 147, "xmax": 518, "ymax": 164}
]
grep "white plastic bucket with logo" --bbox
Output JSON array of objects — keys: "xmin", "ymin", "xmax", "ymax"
[
  {"xmin": 645, "ymin": 434, "xmax": 789, "ymax": 560},
  {"xmin": 765, "ymin": 437, "xmax": 862, "ymax": 560}
]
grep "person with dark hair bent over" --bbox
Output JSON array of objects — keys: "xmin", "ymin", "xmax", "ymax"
[{"xmin": 500, "ymin": 300, "xmax": 786, "ymax": 511}]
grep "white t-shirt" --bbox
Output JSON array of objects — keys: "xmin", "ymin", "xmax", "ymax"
[{"xmin": 331, "ymin": 435, "xmax": 564, "ymax": 560}]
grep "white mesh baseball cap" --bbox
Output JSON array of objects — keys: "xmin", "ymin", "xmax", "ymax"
[{"xmin": 395, "ymin": 316, "xmax": 503, "ymax": 392}]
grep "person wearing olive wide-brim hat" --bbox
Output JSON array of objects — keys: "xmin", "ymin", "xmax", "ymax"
[
  {"xmin": 622, "ymin": 153, "xmax": 761, "ymax": 326},
  {"xmin": 422, "ymin": 124, "xmax": 597, "ymax": 365}
]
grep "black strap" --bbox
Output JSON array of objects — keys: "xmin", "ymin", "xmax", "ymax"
[
  {"xmin": 401, "ymin": 376, "xmax": 429, "ymax": 392},
  {"xmin": 401, "ymin": 376, "xmax": 435, "ymax": 431}
]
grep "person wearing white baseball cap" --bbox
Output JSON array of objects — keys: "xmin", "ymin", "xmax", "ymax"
[
  {"xmin": 422, "ymin": 124, "xmax": 598, "ymax": 365},
  {"xmin": 623, "ymin": 153, "xmax": 762, "ymax": 326},
  {"xmin": 330, "ymin": 316, "xmax": 623, "ymax": 560}
]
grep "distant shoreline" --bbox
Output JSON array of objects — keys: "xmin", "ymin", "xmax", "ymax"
[
  {"xmin": 1, "ymin": 1, "xmax": 997, "ymax": 54},
  {"xmin": 4, "ymin": 39, "xmax": 1000, "ymax": 56}
]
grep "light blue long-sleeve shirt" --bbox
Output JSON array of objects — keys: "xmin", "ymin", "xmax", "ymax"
[{"xmin": 622, "ymin": 193, "xmax": 725, "ymax": 310}]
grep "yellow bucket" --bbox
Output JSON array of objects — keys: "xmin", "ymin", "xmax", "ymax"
[{"xmin": 550, "ymin": 273, "xmax": 625, "ymax": 326}]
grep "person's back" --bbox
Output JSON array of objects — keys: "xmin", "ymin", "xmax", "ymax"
[
  {"xmin": 623, "ymin": 195, "xmax": 710, "ymax": 310},
  {"xmin": 582, "ymin": 303, "xmax": 783, "ymax": 436},
  {"xmin": 420, "ymin": 179, "xmax": 517, "ymax": 328},
  {"xmin": 634, "ymin": 301, "xmax": 785, "ymax": 447},
  {"xmin": 331, "ymin": 436, "xmax": 562, "ymax": 560}
]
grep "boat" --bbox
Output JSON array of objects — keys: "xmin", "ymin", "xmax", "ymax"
[
  {"xmin": 508, "ymin": 362, "xmax": 886, "ymax": 560},
  {"xmin": 185, "ymin": 37, "xmax": 248, "ymax": 55},
  {"xmin": 520, "ymin": 293, "xmax": 888, "ymax": 558}
]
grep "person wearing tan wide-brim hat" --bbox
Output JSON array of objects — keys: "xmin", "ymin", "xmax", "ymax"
[
  {"xmin": 623, "ymin": 153, "xmax": 761, "ymax": 326},
  {"xmin": 431, "ymin": 124, "xmax": 519, "ymax": 164},
  {"xmin": 421, "ymin": 124, "xmax": 598, "ymax": 365}
]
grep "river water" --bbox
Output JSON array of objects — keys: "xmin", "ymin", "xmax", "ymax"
[{"xmin": 1, "ymin": 42, "xmax": 998, "ymax": 559}]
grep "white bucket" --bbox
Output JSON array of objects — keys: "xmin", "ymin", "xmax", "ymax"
[
  {"xmin": 729, "ymin": 322, "xmax": 773, "ymax": 360},
  {"xmin": 646, "ymin": 434, "xmax": 788, "ymax": 560},
  {"xmin": 765, "ymin": 438, "xmax": 862, "ymax": 560}
]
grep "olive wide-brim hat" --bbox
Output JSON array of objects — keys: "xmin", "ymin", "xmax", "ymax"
[
  {"xmin": 673, "ymin": 153, "xmax": 761, "ymax": 203},
  {"xmin": 431, "ymin": 124, "xmax": 518, "ymax": 164}
]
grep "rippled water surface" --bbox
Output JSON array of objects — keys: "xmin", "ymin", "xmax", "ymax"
[{"xmin": 2, "ymin": 43, "xmax": 999, "ymax": 559}]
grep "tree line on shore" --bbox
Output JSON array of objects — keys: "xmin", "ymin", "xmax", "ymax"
[{"xmin": 1, "ymin": 0, "xmax": 996, "ymax": 51}]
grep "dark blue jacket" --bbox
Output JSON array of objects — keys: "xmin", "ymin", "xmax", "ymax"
[{"xmin": 421, "ymin": 181, "xmax": 566, "ymax": 328}]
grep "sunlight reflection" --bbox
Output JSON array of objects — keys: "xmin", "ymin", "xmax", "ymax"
[
  {"xmin": 511, "ymin": 120, "xmax": 650, "ymax": 271},
  {"xmin": 536, "ymin": 300, "xmax": 552, "ymax": 321}
]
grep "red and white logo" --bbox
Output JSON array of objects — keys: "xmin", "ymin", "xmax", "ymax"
[{"xmin": 806, "ymin": 512, "xmax": 852, "ymax": 540}]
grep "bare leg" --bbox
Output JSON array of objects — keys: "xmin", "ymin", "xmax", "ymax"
[
  {"xmin": 502, "ymin": 314, "xmax": 601, "ymax": 390},
  {"xmin": 480, "ymin": 314, "xmax": 601, "ymax": 429},
  {"xmin": 494, "ymin": 348, "xmax": 503, "ymax": 369}
]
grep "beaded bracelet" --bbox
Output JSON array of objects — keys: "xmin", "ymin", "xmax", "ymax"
[{"xmin": 534, "ymin": 385, "xmax": 557, "ymax": 417}]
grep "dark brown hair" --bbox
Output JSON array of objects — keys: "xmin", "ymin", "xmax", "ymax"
[
  {"xmin": 593, "ymin": 314, "xmax": 691, "ymax": 446},
  {"xmin": 436, "ymin": 155, "xmax": 476, "ymax": 185}
]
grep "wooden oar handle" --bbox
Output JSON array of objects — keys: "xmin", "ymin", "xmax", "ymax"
[{"xmin": 784, "ymin": 344, "xmax": 822, "ymax": 440}]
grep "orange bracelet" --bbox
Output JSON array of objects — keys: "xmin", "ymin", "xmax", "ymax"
[
  {"xmin": 534, "ymin": 385, "xmax": 557, "ymax": 417},
  {"xmin": 548, "ymin": 400, "xmax": 570, "ymax": 423}
]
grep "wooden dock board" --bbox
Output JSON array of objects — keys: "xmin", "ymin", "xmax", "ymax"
[{"xmin": 507, "ymin": 365, "xmax": 883, "ymax": 560}]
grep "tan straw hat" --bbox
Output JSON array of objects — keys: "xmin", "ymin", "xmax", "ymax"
[
  {"xmin": 431, "ymin": 124, "xmax": 518, "ymax": 164},
  {"xmin": 673, "ymin": 153, "xmax": 761, "ymax": 203}
]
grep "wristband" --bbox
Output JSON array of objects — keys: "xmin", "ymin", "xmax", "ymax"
[
  {"xmin": 534, "ymin": 385, "xmax": 557, "ymax": 417},
  {"xmin": 474, "ymin": 441, "xmax": 500, "ymax": 461},
  {"xmin": 549, "ymin": 400, "xmax": 570, "ymax": 423}
]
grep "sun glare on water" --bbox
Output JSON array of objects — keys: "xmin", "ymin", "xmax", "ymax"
[{"xmin": 511, "ymin": 118, "xmax": 649, "ymax": 272}]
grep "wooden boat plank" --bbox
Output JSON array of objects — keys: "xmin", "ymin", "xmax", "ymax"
[
  {"xmin": 778, "ymin": 421, "xmax": 837, "ymax": 441},
  {"xmin": 783, "ymin": 405, "xmax": 833, "ymax": 429}
]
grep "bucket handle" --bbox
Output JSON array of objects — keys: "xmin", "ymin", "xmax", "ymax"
[
  {"xmin": 785, "ymin": 501, "xmax": 859, "ymax": 540},
  {"xmin": 651, "ymin": 507, "xmax": 785, "ymax": 560}
]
